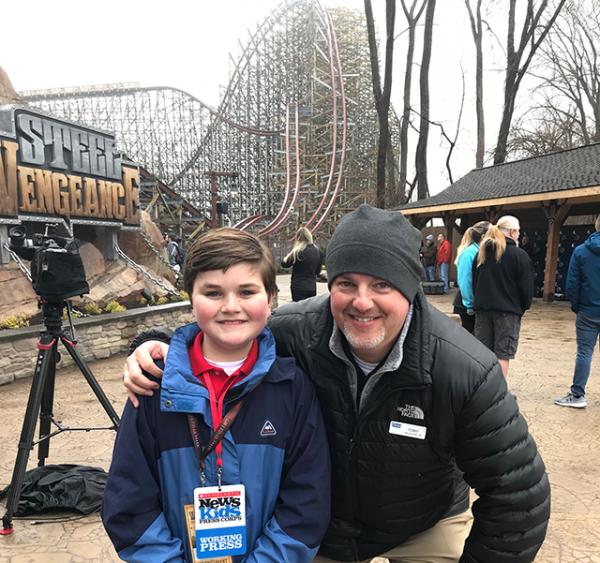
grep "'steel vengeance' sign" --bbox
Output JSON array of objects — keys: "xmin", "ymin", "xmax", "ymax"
[{"xmin": 0, "ymin": 108, "xmax": 139, "ymax": 225}]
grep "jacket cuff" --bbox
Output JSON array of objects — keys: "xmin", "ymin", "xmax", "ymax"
[{"xmin": 128, "ymin": 327, "xmax": 173, "ymax": 356}]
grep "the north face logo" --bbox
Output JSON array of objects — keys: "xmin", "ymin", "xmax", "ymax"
[
  {"xmin": 397, "ymin": 404, "xmax": 425, "ymax": 420},
  {"xmin": 260, "ymin": 420, "xmax": 277, "ymax": 436}
]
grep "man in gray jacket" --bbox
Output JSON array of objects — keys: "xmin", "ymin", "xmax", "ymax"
[{"xmin": 124, "ymin": 206, "xmax": 550, "ymax": 563}]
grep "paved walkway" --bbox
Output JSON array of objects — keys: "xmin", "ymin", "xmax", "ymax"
[{"xmin": 0, "ymin": 278, "xmax": 598, "ymax": 561}]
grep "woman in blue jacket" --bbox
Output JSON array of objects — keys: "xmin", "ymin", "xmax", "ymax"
[{"xmin": 452, "ymin": 221, "xmax": 490, "ymax": 333}]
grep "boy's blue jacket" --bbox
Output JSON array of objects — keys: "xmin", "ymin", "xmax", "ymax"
[{"xmin": 102, "ymin": 323, "xmax": 331, "ymax": 562}]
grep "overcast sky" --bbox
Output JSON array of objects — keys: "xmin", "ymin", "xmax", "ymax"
[{"xmin": 1, "ymin": 0, "xmax": 509, "ymax": 196}]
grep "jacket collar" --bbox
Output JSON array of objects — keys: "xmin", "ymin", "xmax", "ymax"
[
  {"xmin": 314, "ymin": 291, "xmax": 432, "ymax": 388},
  {"xmin": 160, "ymin": 322, "xmax": 278, "ymax": 414},
  {"xmin": 328, "ymin": 304, "xmax": 414, "ymax": 376}
]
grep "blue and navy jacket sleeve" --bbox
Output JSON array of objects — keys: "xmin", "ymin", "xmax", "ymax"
[
  {"xmin": 101, "ymin": 394, "xmax": 185, "ymax": 562},
  {"xmin": 245, "ymin": 366, "xmax": 331, "ymax": 562},
  {"xmin": 458, "ymin": 244, "xmax": 477, "ymax": 310},
  {"xmin": 566, "ymin": 248, "xmax": 582, "ymax": 312}
]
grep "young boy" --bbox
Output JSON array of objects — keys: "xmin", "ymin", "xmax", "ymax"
[{"xmin": 102, "ymin": 228, "xmax": 331, "ymax": 562}]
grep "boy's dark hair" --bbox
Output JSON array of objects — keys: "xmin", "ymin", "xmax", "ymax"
[{"xmin": 183, "ymin": 228, "xmax": 277, "ymax": 297}]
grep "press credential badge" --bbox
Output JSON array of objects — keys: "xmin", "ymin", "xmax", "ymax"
[{"xmin": 194, "ymin": 484, "xmax": 246, "ymax": 560}]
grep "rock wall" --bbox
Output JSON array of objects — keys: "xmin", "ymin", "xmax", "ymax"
[{"xmin": 0, "ymin": 301, "xmax": 192, "ymax": 386}]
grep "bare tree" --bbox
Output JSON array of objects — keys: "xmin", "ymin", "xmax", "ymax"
[
  {"xmin": 494, "ymin": 0, "xmax": 567, "ymax": 164},
  {"xmin": 365, "ymin": 0, "xmax": 397, "ymax": 208},
  {"xmin": 414, "ymin": 0, "xmax": 436, "ymax": 199},
  {"xmin": 508, "ymin": 104, "xmax": 584, "ymax": 157},
  {"xmin": 505, "ymin": 1, "xmax": 600, "ymax": 157},
  {"xmin": 537, "ymin": 1, "xmax": 600, "ymax": 143},
  {"xmin": 398, "ymin": 0, "xmax": 427, "ymax": 200},
  {"xmin": 464, "ymin": 0, "xmax": 485, "ymax": 167},
  {"xmin": 410, "ymin": 68, "xmax": 466, "ymax": 185}
]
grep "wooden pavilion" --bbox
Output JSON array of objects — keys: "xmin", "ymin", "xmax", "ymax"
[{"xmin": 399, "ymin": 144, "xmax": 600, "ymax": 301}]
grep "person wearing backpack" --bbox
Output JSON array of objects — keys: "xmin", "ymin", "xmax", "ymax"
[
  {"xmin": 166, "ymin": 234, "xmax": 183, "ymax": 273},
  {"xmin": 174, "ymin": 237, "xmax": 185, "ymax": 268}
]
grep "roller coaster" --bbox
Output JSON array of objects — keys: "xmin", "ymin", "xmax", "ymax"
[{"xmin": 20, "ymin": 0, "xmax": 400, "ymax": 242}]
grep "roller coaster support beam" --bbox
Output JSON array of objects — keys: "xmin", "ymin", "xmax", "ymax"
[{"xmin": 204, "ymin": 171, "xmax": 239, "ymax": 228}]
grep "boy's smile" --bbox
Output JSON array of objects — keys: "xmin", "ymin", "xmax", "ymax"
[{"xmin": 191, "ymin": 263, "xmax": 272, "ymax": 362}]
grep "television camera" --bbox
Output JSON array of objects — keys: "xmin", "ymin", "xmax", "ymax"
[
  {"xmin": 9, "ymin": 225, "xmax": 89, "ymax": 302},
  {"xmin": 1, "ymin": 223, "xmax": 119, "ymax": 535}
]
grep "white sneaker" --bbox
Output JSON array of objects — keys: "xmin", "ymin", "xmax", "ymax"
[{"xmin": 554, "ymin": 393, "xmax": 587, "ymax": 408}]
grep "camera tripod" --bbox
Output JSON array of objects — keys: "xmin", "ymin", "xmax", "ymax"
[{"xmin": 1, "ymin": 300, "xmax": 120, "ymax": 534}]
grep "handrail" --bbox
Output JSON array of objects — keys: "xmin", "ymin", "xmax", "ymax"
[{"xmin": 114, "ymin": 244, "xmax": 178, "ymax": 297}]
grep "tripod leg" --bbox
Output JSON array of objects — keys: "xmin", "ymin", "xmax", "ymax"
[
  {"xmin": 61, "ymin": 337, "xmax": 121, "ymax": 429},
  {"xmin": 37, "ymin": 344, "xmax": 58, "ymax": 467},
  {"xmin": 1, "ymin": 340, "xmax": 56, "ymax": 534}
]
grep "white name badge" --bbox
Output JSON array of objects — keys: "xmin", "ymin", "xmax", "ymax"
[
  {"xmin": 193, "ymin": 484, "xmax": 246, "ymax": 560},
  {"xmin": 389, "ymin": 420, "xmax": 427, "ymax": 440}
]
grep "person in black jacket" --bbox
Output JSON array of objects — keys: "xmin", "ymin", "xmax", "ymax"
[
  {"xmin": 123, "ymin": 206, "xmax": 550, "ymax": 563},
  {"xmin": 420, "ymin": 234, "xmax": 437, "ymax": 281},
  {"xmin": 473, "ymin": 215, "xmax": 534, "ymax": 378},
  {"xmin": 281, "ymin": 226, "xmax": 322, "ymax": 301}
]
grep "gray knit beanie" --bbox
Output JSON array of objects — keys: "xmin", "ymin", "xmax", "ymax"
[{"xmin": 326, "ymin": 205, "xmax": 423, "ymax": 302}]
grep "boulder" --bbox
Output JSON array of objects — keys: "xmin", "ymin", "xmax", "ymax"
[
  {"xmin": 119, "ymin": 211, "xmax": 177, "ymax": 284},
  {"xmin": 0, "ymin": 66, "xmax": 20, "ymax": 104}
]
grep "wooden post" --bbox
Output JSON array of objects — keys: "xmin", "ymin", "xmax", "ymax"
[
  {"xmin": 484, "ymin": 206, "xmax": 502, "ymax": 224},
  {"xmin": 542, "ymin": 201, "xmax": 571, "ymax": 302},
  {"xmin": 203, "ymin": 171, "xmax": 238, "ymax": 229}
]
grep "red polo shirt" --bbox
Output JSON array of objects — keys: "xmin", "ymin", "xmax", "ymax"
[{"xmin": 188, "ymin": 332, "xmax": 259, "ymax": 400}]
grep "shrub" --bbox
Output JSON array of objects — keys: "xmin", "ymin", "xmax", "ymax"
[
  {"xmin": 169, "ymin": 291, "xmax": 188, "ymax": 303},
  {"xmin": 105, "ymin": 300, "xmax": 127, "ymax": 313},
  {"xmin": 82, "ymin": 302, "xmax": 103, "ymax": 315},
  {"xmin": 0, "ymin": 314, "xmax": 30, "ymax": 330},
  {"xmin": 156, "ymin": 296, "xmax": 169, "ymax": 305},
  {"xmin": 61, "ymin": 307, "xmax": 83, "ymax": 320}
]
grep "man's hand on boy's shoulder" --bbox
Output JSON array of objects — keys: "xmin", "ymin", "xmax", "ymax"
[{"xmin": 123, "ymin": 340, "xmax": 169, "ymax": 408}]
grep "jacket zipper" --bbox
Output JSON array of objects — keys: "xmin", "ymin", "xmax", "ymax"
[{"xmin": 347, "ymin": 382, "xmax": 430, "ymax": 559}]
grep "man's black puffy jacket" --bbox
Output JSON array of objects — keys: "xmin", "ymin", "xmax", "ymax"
[{"xmin": 269, "ymin": 292, "xmax": 550, "ymax": 562}]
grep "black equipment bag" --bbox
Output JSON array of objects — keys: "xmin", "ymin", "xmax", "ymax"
[
  {"xmin": 422, "ymin": 281, "xmax": 446, "ymax": 295},
  {"xmin": 0, "ymin": 464, "xmax": 107, "ymax": 516},
  {"xmin": 31, "ymin": 247, "xmax": 89, "ymax": 300}
]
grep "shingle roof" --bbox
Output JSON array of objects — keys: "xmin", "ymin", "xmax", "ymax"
[{"xmin": 400, "ymin": 143, "xmax": 600, "ymax": 210}]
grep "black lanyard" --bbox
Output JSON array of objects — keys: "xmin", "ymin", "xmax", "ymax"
[{"xmin": 187, "ymin": 398, "xmax": 245, "ymax": 488}]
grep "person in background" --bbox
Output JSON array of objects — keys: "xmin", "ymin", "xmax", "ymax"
[
  {"xmin": 102, "ymin": 228, "xmax": 330, "ymax": 562},
  {"xmin": 436, "ymin": 233, "xmax": 452, "ymax": 292},
  {"xmin": 520, "ymin": 233, "xmax": 533, "ymax": 257},
  {"xmin": 473, "ymin": 215, "xmax": 534, "ymax": 378},
  {"xmin": 165, "ymin": 233, "xmax": 180, "ymax": 273},
  {"xmin": 555, "ymin": 214, "xmax": 600, "ymax": 409},
  {"xmin": 421, "ymin": 234, "xmax": 437, "ymax": 281},
  {"xmin": 452, "ymin": 221, "xmax": 491, "ymax": 333},
  {"xmin": 281, "ymin": 226, "xmax": 322, "ymax": 302},
  {"xmin": 123, "ymin": 205, "xmax": 550, "ymax": 563}
]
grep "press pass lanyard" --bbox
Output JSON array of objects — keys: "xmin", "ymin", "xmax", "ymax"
[{"xmin": 187, "ymin": 373, "xmax": 245, "ymax": 489}]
